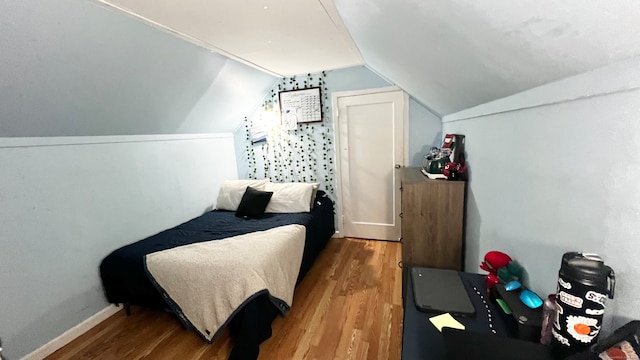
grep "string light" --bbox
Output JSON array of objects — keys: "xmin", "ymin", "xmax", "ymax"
[{"xmin": 243, "ymin": 71, "xmax": 335, "ymax": 199}]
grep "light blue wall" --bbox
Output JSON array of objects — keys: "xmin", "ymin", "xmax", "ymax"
[
  {"xmin": 0, "ymin": 0, "xmax": 275, "ymax": 137},
  {"xmin": 0, "ymin": 0, "xmax": 275, "ymax": 358},
  {"xmin": 409, "ymin": 98, "xmax": 442, "ymax": 166},
  {"xmin": 235, "ymin": 66, "xmax": 441, "ymax": 180},
  {"xmin": 0, "ymin": 135, "xmax": 238, "ymax": 360},
  {"xmin": 443, "ymin": 57, "xmax": 640, "ymax": 333}
]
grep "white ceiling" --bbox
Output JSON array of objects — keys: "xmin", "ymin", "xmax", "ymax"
[
  {"xmin": 99, "ymin": 0, "xmax": 640, "ymax": 116},
  {"xmin": 335, "ymin": 0, "xmax": 640, "ymax": 115},
  {"xmin": 99, "ymin": 0, "xmax": 364, "ymax": 76}
]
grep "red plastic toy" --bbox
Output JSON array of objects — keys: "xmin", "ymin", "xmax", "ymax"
[{"xmin": 480, "ymin": 251, "xmax": 512, "ymax": 274}]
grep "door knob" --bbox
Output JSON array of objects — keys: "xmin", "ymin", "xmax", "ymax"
[{"xmin": 395, "ymin": 164, "xmax": 401, "ymax": 169}]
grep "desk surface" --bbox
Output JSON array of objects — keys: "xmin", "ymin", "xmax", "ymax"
[{"xmin": 401, "ymin": 269, "xmax": 516, "ymax": 359}]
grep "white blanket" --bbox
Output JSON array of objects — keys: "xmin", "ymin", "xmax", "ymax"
[{"xmin": 144, "ymin": 224, "xmax": 306, "ymax": 342}]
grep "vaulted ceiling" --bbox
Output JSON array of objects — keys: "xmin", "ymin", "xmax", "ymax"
[
  {"xmin": 97, "ymin": 0, "xmax": 364, "ymax": 76},
  {"xmin": 98, "ymin": 0, "xmax": 640, "ymax": 117},
  {"xmin": 336, "ymin": 0, "xmax": 640, "ymax": 116}
]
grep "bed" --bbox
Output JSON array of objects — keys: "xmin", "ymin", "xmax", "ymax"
[{"xmin": 99, "ymin": 181, "xmax": 335, "ymax": 360}]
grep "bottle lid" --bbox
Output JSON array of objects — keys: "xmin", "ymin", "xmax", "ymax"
[{"xmin": 559, "ymin": 252, "xmax": 614, "ymax": 296}]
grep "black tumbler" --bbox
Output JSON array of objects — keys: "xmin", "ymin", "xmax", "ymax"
[{"xmin": 551, "ymin": 252, "xmax": 615, "ymax": 358}]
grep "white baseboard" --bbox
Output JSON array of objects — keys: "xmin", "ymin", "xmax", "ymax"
[{"xmin": 22, "ymin": 304, "xmax": 121, "ymax": 360}]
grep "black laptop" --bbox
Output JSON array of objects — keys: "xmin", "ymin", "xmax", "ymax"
[{"xmin": 410, "ymin": 267, "xmax": 476, "ymax": 317}]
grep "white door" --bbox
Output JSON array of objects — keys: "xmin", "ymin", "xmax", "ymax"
[{"xmin": 334, "ymin": 88, "xmax": 407, "ymax": 241}]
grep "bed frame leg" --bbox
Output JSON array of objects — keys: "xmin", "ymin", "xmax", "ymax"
[{"xmin": 124, "ymin": 303, "xmax": 131, "ymax": 316}]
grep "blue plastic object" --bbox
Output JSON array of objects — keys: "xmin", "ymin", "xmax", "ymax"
[
  {"xmin": 505, "ymin": 280, "xmax": 521, "ymax": 291},
  {"xmin": 520, "ymin": 289, "xmax": 543, "ymax": 309}
]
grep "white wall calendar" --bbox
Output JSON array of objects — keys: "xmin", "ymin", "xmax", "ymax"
[{"xmin": 278, "ymin": 87, "xmax": 323, "ymax": 125}]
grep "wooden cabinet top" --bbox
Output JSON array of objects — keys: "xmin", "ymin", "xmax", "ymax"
[{"xmin": 400, "ymin": 167, "xmax": 465, "ymax": 187}]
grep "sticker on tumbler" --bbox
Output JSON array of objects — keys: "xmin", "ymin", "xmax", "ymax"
[
  {"xmin": 565, "ymin": 315, "xmax": 600, "ymax": 343},
  {"xmin": 559, "ymin": 291, "xmax": 583, "ymax": 308},
  {"xmin": 585, "ymin": 308, "xmax": 605, "ymax": 316},
  {"xmin": 552, "ymin": 328, "xmax": 570, "ymax": 346},
  {"xmin": 553, "ymin": 302, "xmax": 564, "ymax": 330},
  {"xmin": 585, "ymin": 291, "xmax": 606, "ymax": 306},
  {"xmin": 558, "ymin": 278, "xmax": 572, "ymax": 289}
]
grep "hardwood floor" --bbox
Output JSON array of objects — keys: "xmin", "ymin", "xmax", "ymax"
[{"xmin": 46, "ymin": 238, "xmax": 403, "ymax": 360}]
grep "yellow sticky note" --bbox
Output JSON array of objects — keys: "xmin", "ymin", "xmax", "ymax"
[{"xmin": 429, "ymin": 313, "xmax": 466, "ymax": 332}]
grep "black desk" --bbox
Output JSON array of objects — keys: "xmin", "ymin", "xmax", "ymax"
[{"xmin": 401, "ymin": 269, "xmax": 516, "ymax": 359}]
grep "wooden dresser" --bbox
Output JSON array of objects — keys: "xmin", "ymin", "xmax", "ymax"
[{"xmin": 400, "ymin": 167, "xmax": 465, "ymax": 272}]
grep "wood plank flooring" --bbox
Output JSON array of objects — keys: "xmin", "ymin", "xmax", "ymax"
[{"xmin": 46, "ymin": 238, "xmax": 403, "ymax": 360}]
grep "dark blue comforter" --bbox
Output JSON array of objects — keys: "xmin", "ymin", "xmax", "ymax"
[
  {"xmin": 99, "ymin": 191, "xmax": 334, "ymax": 359},
  {"xmin": 100, "ymin": 191, "xmax": 334, "ymax": 308}
]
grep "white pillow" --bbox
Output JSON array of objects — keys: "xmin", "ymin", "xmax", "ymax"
[
  {"xmin": 264, "ymin": 182, "xmax": 316, "ymax": 213},
  {"xmin": 215, "ymin": 179, "xmax": 269, "ymax": 211},
  {"xmin": 310, "ymin": 182, "xmax": 320, "ymax": 208}
]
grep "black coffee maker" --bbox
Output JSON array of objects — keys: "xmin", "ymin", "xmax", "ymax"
[{"xmin": 551, "ymin": 252, "xmax": 615, "ymax": 358}]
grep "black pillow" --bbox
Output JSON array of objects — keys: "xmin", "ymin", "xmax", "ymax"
[{"xmin": 235, "ymin": 186, "xmax": 273, "ymax": 219}]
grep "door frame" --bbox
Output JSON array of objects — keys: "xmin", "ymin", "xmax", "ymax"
[{"xmin": 332, "ymin": 86, "xmax": 409, "ymax": 238}]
